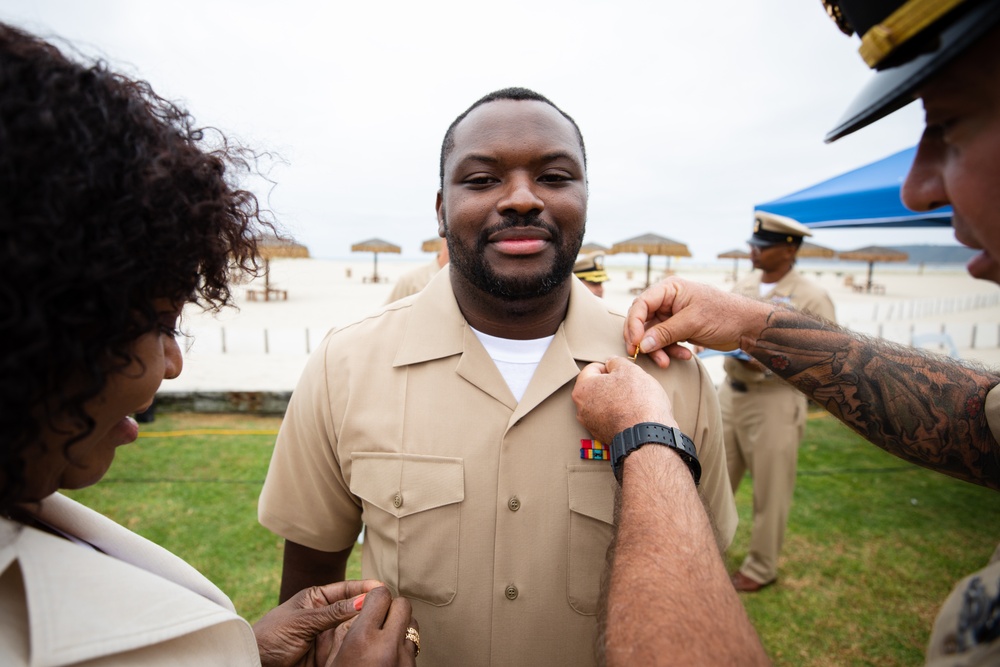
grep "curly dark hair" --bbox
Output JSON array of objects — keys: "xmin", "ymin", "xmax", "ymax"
[{"xmin": 0, "ymin": 23, "xmax": 272, "ymax": 514}]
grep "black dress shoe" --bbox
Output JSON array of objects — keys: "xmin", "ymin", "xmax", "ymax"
[{"xmin": 730, "ymin": 571, "xmax": 774, "ymax": 593}]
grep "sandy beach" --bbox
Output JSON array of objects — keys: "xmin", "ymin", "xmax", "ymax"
[{"xmin": 164, "ymin": 257, "xmax": 1000, "ymax": 394}]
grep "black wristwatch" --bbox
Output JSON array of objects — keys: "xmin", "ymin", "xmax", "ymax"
[{"xmin": 609, "ymin": 422, "xmax": 701, "ymax": 486}]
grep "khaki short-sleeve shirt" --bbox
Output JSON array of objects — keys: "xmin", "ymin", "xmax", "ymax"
[
  {"xmin": 385, "ymin": 260, "xmax": 442, "ymax": 304},
  {"xmin": 259, "ymin": 270, "xmax": 736, "ymax": 667},
  {"xmin": 923, "ymin": 384, "xmax": 1000, "ymax": 666}
]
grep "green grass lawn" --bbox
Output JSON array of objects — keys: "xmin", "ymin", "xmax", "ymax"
[{"xmin": 65, "ymin": 410, "xmax": 1000, "ymax": 665}]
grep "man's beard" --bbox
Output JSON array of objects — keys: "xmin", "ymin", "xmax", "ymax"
[{"xmin": 444, "ymin": 211, "xmax": 584, "ymax": 301}]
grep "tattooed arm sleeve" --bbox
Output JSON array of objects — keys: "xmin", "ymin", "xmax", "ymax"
[{"xmin": 743, "ymin": 308, "xmax": 1000, "ymax": 490}]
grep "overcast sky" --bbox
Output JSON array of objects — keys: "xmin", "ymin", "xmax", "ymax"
[{"xmin": 3, "ymin": 1, "xmax": 958, "ymax": 262}]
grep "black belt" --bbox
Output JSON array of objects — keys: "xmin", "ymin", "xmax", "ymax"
[{"xmin": 729, "ymin": 380, "xmax": 748, "ymax": 393}]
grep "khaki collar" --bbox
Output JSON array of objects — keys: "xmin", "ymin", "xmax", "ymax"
[
  {"xmin": 391, "ymin": 270, "xmax": 627, "ymax": 425},
  {"xmin": 760, "ymin": 268, "xmax": 800, "ymax": 297},
  {"xmin": 393, "ymin": 268, "xmax": 625, "ymax": 368},
  {"xmin": 1, "ymin": 494, "xmax": 251, "ymax": 666}
]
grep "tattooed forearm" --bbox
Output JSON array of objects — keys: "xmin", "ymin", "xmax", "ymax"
[{"xmin": 742, "ymin": 308, "xmax": 1000, "ymax": 489}]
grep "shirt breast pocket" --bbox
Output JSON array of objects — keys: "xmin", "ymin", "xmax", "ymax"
[
  {"xmin": 567, "ymin": 465, "xmax": 616, "ymax": 615},
  {"xmin": 350, "ymin": 452, "xmax": 464, "ymax": 606}
]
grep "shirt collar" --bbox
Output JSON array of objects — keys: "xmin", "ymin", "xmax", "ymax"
[
  {"xmin": 1, "ymin": 500, "xmax": 251, "ymax": 667},
  {"xmin": 393, "ymin": 269, "xmax": 627, "ymax": 368}
]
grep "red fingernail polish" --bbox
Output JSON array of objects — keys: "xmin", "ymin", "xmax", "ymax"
[{"xmin": 353, "ymin": 594, "xmax": 366, "ymax": 611}]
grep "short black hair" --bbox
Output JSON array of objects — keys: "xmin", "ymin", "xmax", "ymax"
[{"xmin": 438, "ymin": 87, "xmax": 587, "ymax": 188}]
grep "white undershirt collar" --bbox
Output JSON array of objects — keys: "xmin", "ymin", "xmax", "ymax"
[{"xmin": 470, "ymin": 327, "xmax": 554, "ymax": 402}]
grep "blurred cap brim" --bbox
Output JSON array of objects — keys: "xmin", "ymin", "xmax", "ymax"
[{"xmin": 826, "ymin": 2, "xmax": 1000, "ymax": 143}]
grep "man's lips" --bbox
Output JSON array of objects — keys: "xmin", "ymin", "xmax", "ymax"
[
  {"xmin": 967, "ymin": 250, "xmax": 998, "ymax": 280},
  {"xmin": 952, "ymin": 221, "xmax": 998, "ymax": 280},
  {"xmin": 487, "ymin": 227, "xmax": 551, "ymax": 255}
]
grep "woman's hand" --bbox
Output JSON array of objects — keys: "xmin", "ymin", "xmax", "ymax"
[
  {"xmin": 254, "ymin": 579, "xmax": 382, "ymax": 667},
  {"xmin": 332, "ymin": 586, "xmax": 419, "ymax": 667}
]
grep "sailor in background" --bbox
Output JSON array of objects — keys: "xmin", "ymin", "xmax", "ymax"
[
  {"xmin": 573, "ymin": 251, "xmax": 609, "ymax": 298},
  {"xmin": 721, "ymin": 212, "xmax": 835, "ymax": 593}
]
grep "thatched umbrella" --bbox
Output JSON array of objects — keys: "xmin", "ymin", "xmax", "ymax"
[
  {"xmin": 718, "ymin": 248, "xmax": 750, "ymax": 282},
  {"xmin": 610, "ymin": 233, "xmax": 692, "ymax": 288},
  {"xmin": 798, "ymin": 241, "xmax": 837, "ymax": 259},
  {"xmin": 351, "ymin": 238, "xmax": 401, "ymax": 283},
  {"xmin": 580, "ymin": 242, "xmax": 609, "ymax": 254},
  {"xmin": 838, "ymin": 245, "xmax": 908, "ymax": 292},
  {"xmin": 421, "ymin": 237, "xmax": 444, "ymax": 253},
  {"xmin": 255, "ymin": 235, "xmax": 309, "ymax": 301}
]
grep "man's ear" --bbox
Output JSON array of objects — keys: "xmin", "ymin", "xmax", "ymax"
[{"xmin": 436, "ymin": 190, "xmax": 446, "ymax": 237}]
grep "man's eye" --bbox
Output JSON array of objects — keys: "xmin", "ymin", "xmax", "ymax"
[
  {"xmin": 539, "ymin": 173, "xmax": 571, "ymax": 183},
  {"xmin": 464, "ymin": 175, "xmax": 496, "ymax": 186},
  {"xmin": 924, "ymin": 115, "xmax": 959, "ymax": 140}
]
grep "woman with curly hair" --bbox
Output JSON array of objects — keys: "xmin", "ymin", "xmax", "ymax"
[{"xmin": 0, "ymin": 22, "xmax": 417, "ymax": 667}]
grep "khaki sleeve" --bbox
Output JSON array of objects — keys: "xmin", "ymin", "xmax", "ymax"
[
  {"xmin": 258, "ymin": 334, "xmax": 363, "ymax": 552},
  {"xmin": 689, "ymin": 357, "xmax": 738, "ymax": 551},
  {"xmin": 640, "ymin": 353, "xmax": 737, "ymax": 550},
  {"xmin": 809, "ymin": 290, "xmax": 836, "ymax": 323},
  {"xmin": 795, "ymin": 282, "xmax": 836, "ymax": 323},
  {"xmin": 385, "ymin": 276, "xmax": 412, "ymax": 304},
  {"xmin": 985, "ymin": 384, "xmax": 1000, "ymax": 447},
  {"xmin": 924, "ymin": 557, "xmax": 1000, "ymax": 666}
]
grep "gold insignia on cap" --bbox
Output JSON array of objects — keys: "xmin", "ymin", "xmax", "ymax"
[
  {"xmin": 859, "ymin": 0, "xmax": 964, "ymax": 67},
  {"xmin": 751, "ymin": 211, "xmax": 814, "ymax": 243},
  {"xmin": 574, "ymin": 251, "xmax": 609, "ymax": 283},
  {"xmin": 822, "ymin": 0, "xmax": 854, "ymax": 36},
  {"xmin": 829, "ymin": 0, "xmax": 965, "ymax": 67}
]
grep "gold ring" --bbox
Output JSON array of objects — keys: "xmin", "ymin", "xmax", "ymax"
[
  {"xmin": 629, "ymin": 345, "xmax": 640, "ymax": 361},
  {"xmin": 405, "ymin": 626, "xmax": 420, "ymax": 657}
]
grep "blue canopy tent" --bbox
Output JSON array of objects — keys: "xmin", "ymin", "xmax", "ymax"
[{"xmin": 755, "ymin": 146, "xmax": 952, "ymax": 228}]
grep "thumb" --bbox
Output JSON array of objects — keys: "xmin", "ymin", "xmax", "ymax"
[
  {"xmin": 292, "ymin": 597, "xmax": 360, "ymax": 637},
  {"xmin": 638, "ymin": 319, "xmax": 682, "ymax": 354},
  {"xmin": 603, "ymin": 356, "xmax": 637, "ymax": 373},
  {"xmin": 577, "ymin": 361, "xmax": 609, "ymax": 380}
]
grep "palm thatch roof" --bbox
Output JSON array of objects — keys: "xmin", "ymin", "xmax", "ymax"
[
  {"xmin": 351, "ymin": 238, "xmax": 402, "ymax": 254},
  {"xmin": 421, "ymin": 237, "xmax": 445, "ymax": 253},
  {"xmin": 609, "ymin": 233, "xmax": 691, "ymax": 257}
]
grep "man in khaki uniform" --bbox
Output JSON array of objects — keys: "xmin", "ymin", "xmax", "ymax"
[
  {"xmin": 385, "ymin": 242, "xmax": 449, "ymax": 304},
  {"xmin": 722, "ymin": 212, "xmax": 835, "ymax": 592},
  {"xmin": 573, "ymin": 251, "xmax": 609, "ymax": 298},
  {"xmin": 258, "ymin": 87, "xmax": 737, "ymax": 667},
  {"xmin": 573, "ymin": 252, "xmax": 608, "ymax": 298}
]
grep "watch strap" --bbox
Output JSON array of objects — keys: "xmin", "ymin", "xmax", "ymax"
[{"xmin": 609, "ymin": 422, "xmax": 701, "ymax": 486}]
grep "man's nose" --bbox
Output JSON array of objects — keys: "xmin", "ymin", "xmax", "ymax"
[
  {"xmin": 497, "ymin": 173, "xmax": 544, "ymax": 215},
  {"xmin": 901, "ymin": 130, "xmax": 949, "ymax": 212}
]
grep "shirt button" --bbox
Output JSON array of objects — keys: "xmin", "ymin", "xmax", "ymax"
[
  {"xmin": 393, "ymin": 493, "xmax": 403, "ymax": 508},
  {"xmin": 508, "ymin": 497, "xmax": 521, "ymax": 512},
  {"xmin": 505, "ymin": 585, "xmax": 518, "ymax": 600}
]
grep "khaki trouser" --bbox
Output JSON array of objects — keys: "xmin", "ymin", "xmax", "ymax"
[{"xmin": 720, "ymin": 379, "xmax": 807, "ymax": 584}]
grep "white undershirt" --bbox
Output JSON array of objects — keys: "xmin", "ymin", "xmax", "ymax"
[
  {"xmin": 759, "ymin": 282, "xmax": 776, "ymax": 297},
  {"xmin": 471, "ymin": 327, "xmax": 554, "ymax": 402}
]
